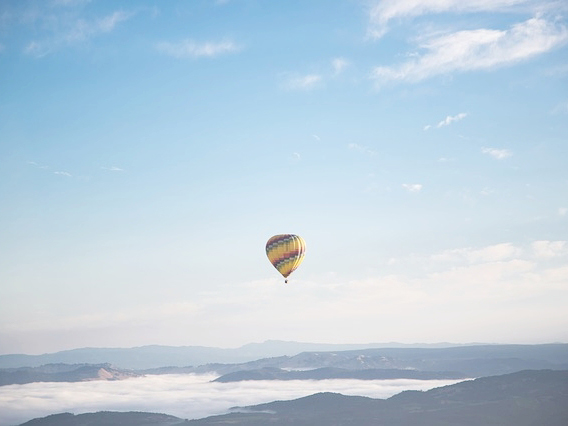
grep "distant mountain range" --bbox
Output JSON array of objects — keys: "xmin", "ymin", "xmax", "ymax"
[
  {"xmin": 19, "ymin": 370, "xmax": 568, "ymax": 426},
  {"xmin": 2, "ymin": 343, "xmax": 567, "ymax": 386},
  {"xmin": 0, "ymin": 340, "xmax": 469, "ymax": 370},
  {"xmin": 192, "ymin": 343, "xmax": 568, "ymax": 379}
]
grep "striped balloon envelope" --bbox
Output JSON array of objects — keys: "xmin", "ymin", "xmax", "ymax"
[{"xmin": 265, "ymin": 234, "xmax": 306, "ymax": 283}]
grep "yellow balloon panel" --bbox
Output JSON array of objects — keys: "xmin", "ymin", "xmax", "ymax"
[{"xmin": 266, "ymin": 234, "xmax": 306, "ymax": 280}]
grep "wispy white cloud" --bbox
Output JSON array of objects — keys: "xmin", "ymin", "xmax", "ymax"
[
  {"xmin": 283, "ymin": 57, "xmax": 348, "ymax": 91},
  {"xmin": 402, "ymin": 183, "xmax": 423, "ymax": 192},
  {"xmin": 332, "ymin": 57, "xmax": 349, "ymax": 74},
  {"xmin": 437, "ymin": 112, "xmax": 467, "ymax": 128},
  {"xmin": 367, "ymin": 0, "xmax": 532, "ymax": 39},
  {"xmin": 312, "ymin": 134, "xmax": 321, "ymax": 141},
  {"xmin": 544, "ymin": 63, "xmax": 568, "ymax": 77},
  {"xmin": 481, "ymin": 147, "xmax": 512, "ymax": 159},
  {"xmin": 51, "ymin": 0, "xmax": 92, "ymax": 6},
  {"xmin": 292, "ymin": 152, "xmax": 301, "ymax": 160},
  {"xmin": 24, "ymin": 41, "xmax": 51, "ymax": 58},
  {"xmin": 371, "ymin": 17, "xmax": 568, "ymax": 86},
  {"xmin": 431, "ymin": 241, "xmax": 567, "ymax": 264},
  {"xmin": 559, "ymin": 207, "xmax": 568, "ymax": 216},
  {"xmin": 155, "ymin": 39, "xmax": 240, "ymax": 58},
  {"xmin": 432, "ymin": 242, "xmax": 522, "ymax": 263},
  {"xmin": 27, "ymin": 161, "xmax": 49, "ymax": 170},
  {"xmin": 425, "ymin": 112, "xmax": 467, "ymax": 130},
  {"xmin": 24, "ymin": 10, "xmax": 133, "ymax": 57},
  {"xmin": 98, "ymin": 10, "xmax": 130, "ymax": 32},
  {"xmin": 102, "ymin": 166, "xmax": 124, "ymax": 172},
  {"xmin": 28, "ymin": 162, "xmax": 74, "ymax": 177},
  {"xmin": 532, "ymin": 240, "xmax": 566, "ymax": 258},
  {"xmin": 348, "ymin": 143, "xmax": 376, "ymax": 156},
  {"xmin": 551, "ymin": 100, "xmax": 568, "ymax": 114},
  {"xmin": 286, "ymin": 74, "xmax": 322, "ymax": 90}
]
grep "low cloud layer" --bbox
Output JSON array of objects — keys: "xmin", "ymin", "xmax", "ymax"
[{"xmin": 0, "ymin": 375, "xmax": 462, "ymax": 426}]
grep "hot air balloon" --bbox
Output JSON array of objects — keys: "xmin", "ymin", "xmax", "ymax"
[{"xmin": 265, "ymin": 234, "xmax": 306, "ymax": 283}]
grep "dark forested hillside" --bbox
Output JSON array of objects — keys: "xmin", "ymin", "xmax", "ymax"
[
  {"xmin": 190, "ymin": 370, "xmax": 568, "ymax": 426},
  {"xmin": 212, "ymin": 366, "xmax": 467, "ymax": 382}
]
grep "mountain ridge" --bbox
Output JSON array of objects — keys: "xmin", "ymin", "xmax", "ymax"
[
  {"xmin": 2, "ymin": 341, "xmax": 566, "ymax": 370},
  {"xmin": 0, "ymin": 340, "xmax": 475, "ymax": 369},
  {"xmin": 2, "ymin": 343, "xmax": 567, "ymax": 386}
]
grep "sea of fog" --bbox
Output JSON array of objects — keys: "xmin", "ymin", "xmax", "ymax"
[{"xmin": 0, "ymin": 374, "xmax": 467, "ymax": 425}]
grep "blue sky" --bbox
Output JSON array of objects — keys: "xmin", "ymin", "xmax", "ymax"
[{"xmin": 1, "ymin": 0, "xmax": 567, "ymax": 354}]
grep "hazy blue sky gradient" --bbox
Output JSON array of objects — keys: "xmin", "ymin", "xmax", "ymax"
[{"xmin": 1, "ymin": 0, "xmax": 567, "ymax": 354}]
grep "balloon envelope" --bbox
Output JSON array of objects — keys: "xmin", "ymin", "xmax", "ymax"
[{"xmin": 266, "ymin": 234, "xmax": 306, "ymax": 282}]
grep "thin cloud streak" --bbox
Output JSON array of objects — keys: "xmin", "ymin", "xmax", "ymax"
[
  {"xmin": 332, "ymin": 57, "xmax": 349, "ymax": 74},
  {"xmin": 425, "ymin": 113, "xmax": 467, "ymax": 130},
  {"xmin": 532, "ymin": 240, "xmax": 566, "ymax": 258},
  {"xmin": 65, "ymin": 11, "xmax": 131, "ymax": 43},
  {"xmin": 371, "ymin": 17, "xmax": 568, "ymax": 86},
  {"xmin": 51, "ymin": 0, "xmax": 93, "ymax": 6},
  {"xmin": 155, "ymin": 40, "xmax": 240, "ymax": 58},
  {"xmin": 437, "ymin": 112, "xmax": 467, "ymax": 128},
  {"xmin": 431, "ymin": 242, "xmax": 522, "ymax": 263},
  {"xmin": 348, "ymin": 143, "xmax": 376, "ymax": 156},
  {"xmin": 481, "ymin": 147, "xmax": 512, "ymax": 159},
  {"xmin": 551, "ymin": 100, "xmax": 568, "ymax": 114},
  {"xmin": 367, "ymin": 0, "xmax": 531, "ymax": 39},
  {"xmin": 24, "ymin": 41, "xmax": 51, "ymax": 58},
  {"xmin": 0, "ymin": 374, "xmax": 464, "ymax": 426},
  {"xmin": 402, "ymin": 183, "xmax": 422, "ymax": 192},
  {"xmin": 286, "ymin": 74, "xmax": 322, "ymax": 90},
  {"xmin": 23, "ymin": 10, "xmax": 133, "ymax": 57}
]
